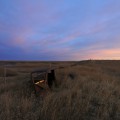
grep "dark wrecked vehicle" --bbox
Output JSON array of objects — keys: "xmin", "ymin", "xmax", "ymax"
[{"xmin": 31, "ymin": 69, "xmax": 57, "ymax": 96}]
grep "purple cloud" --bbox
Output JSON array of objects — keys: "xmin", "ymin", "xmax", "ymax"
[{"xmin": 0, "ymin": 0, "xmax": 120, "ymax": 60}]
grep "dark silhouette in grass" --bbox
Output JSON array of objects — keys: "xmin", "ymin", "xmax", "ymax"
[{"xmin": 47, "ymin": 69, "xmax": 57, "ymax": 89}]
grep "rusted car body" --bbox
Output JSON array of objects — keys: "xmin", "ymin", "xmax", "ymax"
[{"xmin": 31, "ymin": 69, "xmax": 56, "ymax": 96}]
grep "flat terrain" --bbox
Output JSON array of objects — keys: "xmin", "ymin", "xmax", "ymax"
[{"xmin": 0, "ymin": 60, "xmax": 120, "ymax": 120}]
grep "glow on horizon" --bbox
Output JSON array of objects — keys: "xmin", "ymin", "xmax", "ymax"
[{"xmin": 0, "ymin": 0, "xmax": 120, "ymax": 60}]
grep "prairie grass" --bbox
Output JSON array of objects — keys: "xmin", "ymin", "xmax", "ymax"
[{"xmin": 0, "ymin": 60, "xmax": 120, "ymax": 120}]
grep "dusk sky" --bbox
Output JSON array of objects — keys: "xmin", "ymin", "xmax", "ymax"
[{"xmin": 0, "ymin": 0, "xmax": 120, "ymax": 61}]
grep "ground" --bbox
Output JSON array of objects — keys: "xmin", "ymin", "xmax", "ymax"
[{"xmin": 0, "ymin": 60, "xmax": 120, "ymax": 120}]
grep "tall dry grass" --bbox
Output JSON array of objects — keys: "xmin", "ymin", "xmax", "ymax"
[{"xmin": 0, "ymin": 60, "xmax": 120, "ymax": 120}]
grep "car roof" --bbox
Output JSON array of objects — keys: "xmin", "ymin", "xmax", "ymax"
[{"xmin": 31, "ymin": 68, "xmax": 55, "ymax": 74}]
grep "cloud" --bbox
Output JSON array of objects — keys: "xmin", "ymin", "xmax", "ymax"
[
  {"xmin": 69, "ymin": 48, "xmax": 120, "ymax": 60},
  {"xmin": 0, "ymin": 0, "xmax": 120, "ymax": 60}
]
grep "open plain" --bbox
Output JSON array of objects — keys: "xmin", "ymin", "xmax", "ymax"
[{"xmin": 0, "ymin": 60, "xmax": 120, "ymax": 120}]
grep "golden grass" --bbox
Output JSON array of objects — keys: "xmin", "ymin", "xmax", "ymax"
[{"xmin": 0, "ymin": 60, "xmax": 120, "ymax": 120}]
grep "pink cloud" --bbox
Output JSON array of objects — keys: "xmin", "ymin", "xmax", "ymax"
[
  {"xmin": 61, "ymin": 32, "xmax": 81, "ymax": 43},
  {"xmin": 11, "ymin": 28, "xmax": 33, "ymax": 45},
  {"xmin": 70, "ymin": 48, "xmax": 120, "ymax": 60}
]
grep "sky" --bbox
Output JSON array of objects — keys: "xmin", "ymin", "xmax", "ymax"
[{"xmin": 0, "ymin": 0, "xmax": 120, "ymax": 61}]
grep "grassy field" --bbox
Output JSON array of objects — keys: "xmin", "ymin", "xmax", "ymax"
[{"xmin": 0, "ymin": 60, "xmax": 120, "ymax": 120}]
